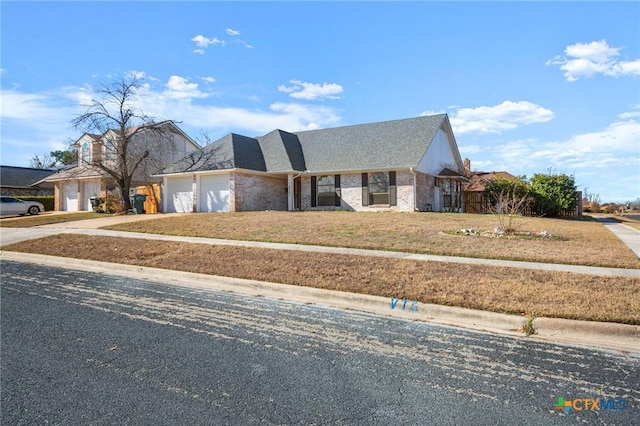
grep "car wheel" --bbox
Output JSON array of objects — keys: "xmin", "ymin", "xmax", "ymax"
[{"xmin": 28, "ymin": 206, "xmax": 40, "ymax": 215}]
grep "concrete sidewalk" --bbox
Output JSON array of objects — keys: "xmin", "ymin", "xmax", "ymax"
[{"xmin": 594, "ymin": 216, "xmax": 640, "ymax": 258}]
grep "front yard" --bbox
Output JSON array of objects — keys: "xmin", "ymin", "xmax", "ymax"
[{"xmin": 103, "ymin": 211, "xmax": 640, "ymax": 269}]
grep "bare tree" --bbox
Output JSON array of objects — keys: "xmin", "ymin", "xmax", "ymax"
[
  {"xmin": 485, "ymin": 177, "xmax": 533, "ymax": 234},
  {"xmin": 29, "ymin": 154, "xmax": 55, "ymax": 169},
  {"xmin": 71, "ymin": 76, "xmax": 177, "ymax": 211}
]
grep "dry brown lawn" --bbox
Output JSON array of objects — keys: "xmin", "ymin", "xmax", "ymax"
[
  {"xmin": 0, "ymin": 212, "xmax": 105, "ymax": 228},
  {"xmin": 4, "ymin": 234, "xmax": 639, "ymax": 325},
  {"xmin": 619, "ymin": 214, "xmax": 640, "ymax": 231},
  {"xmin": 104, "ymin": 211, "xmax": 640, "ymax": 269}
]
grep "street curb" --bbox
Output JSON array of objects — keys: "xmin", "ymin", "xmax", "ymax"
[{"xmin": 2, "ymin": 251, "xmax": 639, "ymax": 354}]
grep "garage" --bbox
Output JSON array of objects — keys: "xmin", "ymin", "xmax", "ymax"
[
  {"xmin": 62, "ymin": 182, "xmax": 78, "ymax": 211},
  {"xmin": 199, "ymin": 174, "xmax": 230, "ymax": 212},
  {"xmin": 165, "ymin": 176, "xmax": 194, "ymax": 213},
  {"xmin": 83, "ymin": 180, "xmax": 102, "ymax": 211}
]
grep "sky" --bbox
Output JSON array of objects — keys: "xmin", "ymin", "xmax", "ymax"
[{"xmin": 1, "ymin": 1, "xmax": 639, "ymax": 202}]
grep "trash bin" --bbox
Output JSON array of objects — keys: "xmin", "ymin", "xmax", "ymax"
[
  {"xmin": 89, "ymin": 196, "xmax": 100, "ymax": 212},
  {"xmin": 129, "ymin": 194, "xmax": 147, "ymax": 214}
]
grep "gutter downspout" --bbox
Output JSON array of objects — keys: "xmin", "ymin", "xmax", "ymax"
[{"xmin": 410, "ymin": 167, "xmax": 417, "ymax": 212}]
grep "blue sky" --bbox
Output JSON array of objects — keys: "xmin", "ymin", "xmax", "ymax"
[{"xmin": 1, "ymin": 1, "xmax": 639, "ymax": 202}]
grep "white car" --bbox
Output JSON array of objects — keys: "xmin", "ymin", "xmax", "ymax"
[{"xmin": 0, "ymin": 196, "xmax": 45, "ymax": 216}]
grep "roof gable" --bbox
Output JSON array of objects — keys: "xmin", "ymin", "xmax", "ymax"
[{"xmin": 257, "ymin": 129, "xmax": 306, "ymax": 172}]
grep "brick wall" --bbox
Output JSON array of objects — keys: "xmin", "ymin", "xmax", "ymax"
[
  {"xmin": 414, "ymin": 171, "xmax": 435, "ymax": 211},
  {"xmin": 233, "ymin": 172, "xmax": 288, "ymax": 211},
  {"xmin": 300, "ymin": 171, "xmax": 418, "ymax": 212}
]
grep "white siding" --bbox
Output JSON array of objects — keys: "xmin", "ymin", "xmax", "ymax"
[
  {"xmin": 198, "ymin": 174, "xmax": 230, "ymax": 212},
  {"xmin": 165, "ymin": 176, "xmax": 194, "ymax": 213},
  {"xmin": 62, "ymin": 182, "xmax": 78, "ymax": 211},
  {"xmin": 417, "ymin": 128, "xmax": 459, "ymax": 174}
]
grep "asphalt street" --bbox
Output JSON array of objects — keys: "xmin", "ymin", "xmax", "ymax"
[{"xmin": 1, "ymin": 261, "xmax": 639, "ymax": 425}]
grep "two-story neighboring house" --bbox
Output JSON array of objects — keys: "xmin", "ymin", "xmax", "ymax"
[{"xmin": 42, "ymin": 121, "xmax": 199, "ymax": 212}]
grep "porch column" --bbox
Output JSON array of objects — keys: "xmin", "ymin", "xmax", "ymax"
[{"xmin": 287, "ymin": 174, "xmax": 294, "ymax": 211}]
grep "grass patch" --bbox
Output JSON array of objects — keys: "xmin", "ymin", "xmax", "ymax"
[
  {"xmin": 3, "ymin": 234, "xmax": 639, "ymax": 325},
  {"xmin": 104, "ymin": 211, "xmax": 640, "ymax": 269},
  {"xmin": 619, "ymin": 214, "xmax": 640, "ymax": 231},
  {"xmin": 0, "ymin": 212, "xmax": 106, "ymax": 228}
]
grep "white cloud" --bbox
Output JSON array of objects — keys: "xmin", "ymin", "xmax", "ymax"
[
  {"xmin": 191, "ymin": 30, "xmax": 252, "ymax": 53},
  {"xmin": 0, "ymin": 87, "xmax": 88, "ymax": 162},
  {"xmin": 191, "ymin": 34, "xmax": 224, "ymax": 48},
  {"xmin": 494, "ymin": 114, "xmax": 640, "ymax": 172},
  {"xmin": 278, "ymin": 80, "xmax": 344, "ymax": 101},
  {"xmin": 547, "ymin": 40, "xmax": 640, "ymax": 82},
  {"xmin": 191, "ymin": 34, "xmax": 224, "ymax": 53},
  {"xmin": 0, "ymin": 74, "xmax": 344, "ymax": 166},
  {"xmin": 201, "ymin": 76, "xmax": 216, "ymax": 83},
  {"xmin": 163, "ymin": 75, "xmax": 209, "ymax": 99},
  {"xmin": 448, "ymin": 101, "xmax": 554, "ymax": 134}
]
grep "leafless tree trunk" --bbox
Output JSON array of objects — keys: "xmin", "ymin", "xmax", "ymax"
[{"xmin": 71, "ymin": 76, "xmax": 176, "ymax": 211}]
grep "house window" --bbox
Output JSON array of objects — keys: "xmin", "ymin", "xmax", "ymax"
[
  {"xmin": 317, "ymin": 175, "xmax": 336, "ymax": 207},
  {"xmin": 81, "ymin": 142, "xmax": 90, "ymax": 164},
  {"xmin": 105, "ymin": 139, "xmax": 117, "ymax": 162},
  {"xmin": 362, "ymin": 171, "xmax": 396, "ymax": 207},
  {"xmin": 369, "ymin": 172, "xmax": 389, "ymax": 205},
  {"xmin": 310, "ymin": 175, "xmax": 341, "ymax": 207}
]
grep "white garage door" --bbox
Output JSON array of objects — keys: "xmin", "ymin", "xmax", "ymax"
[
  {"xmin": 83, "ymin": 180, "xmax": 102, "ymax": 211},
  {"xmin": 63, "ymin": 182, "xmax": 78, "ymax": 211},
  {"xmin": 199, "ymin": 174, "xmax": 230, "ymax": 212},
  {"xmin": 166, "ymin": 176, "xmax": 194, "ymax": 213}
]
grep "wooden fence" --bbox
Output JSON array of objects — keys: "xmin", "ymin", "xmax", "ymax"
[{"xmin": 464, "ymin": 191, "xmax": 583, "ymax": 217}]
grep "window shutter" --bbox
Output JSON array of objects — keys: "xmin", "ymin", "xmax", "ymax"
[
  {"xmin": 361, "ymin": 173, "xmax": 369, "ymax": 206},
  {"xmin": 311, "ymin": 176, "xmax": 317, "ymax": 207},
  {"xmin": 334, "ymin": 175, "xmax": 341, "ymax": 207},
  {"xmin": 389, "ymin": 171, "xmax": 397, "ymax": 206}
]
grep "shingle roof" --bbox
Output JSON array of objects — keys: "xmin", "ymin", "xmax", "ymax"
[
  {"xmin": 40, "ymin": 166, "xmax": 109, "ymax": 182},
  {"xmin": 161, "ymin": 133, "xmax": 266, "ymax": 174},
  {"xmin": 0, "ymin": 166, "xmax": 57, "ymax": 188},
  {"xmin": 160, "ymin": 114, "xmax": 449, "ymax": 175},
  {"xmin": 296, "ymin": 115, "xmax": 447, "ymax": 172},
  {"xmin": 465, "ymin": 171, "xmax": 518, "ymax": 192}
]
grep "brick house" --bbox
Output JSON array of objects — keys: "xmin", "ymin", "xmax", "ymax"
[
  {"xmin": 159, "ymin": 114, "xmax": 467, "ymax": 213},
  {"xmin": 0, "ymin": 166, "xmax": 56, "ymax": 196}
]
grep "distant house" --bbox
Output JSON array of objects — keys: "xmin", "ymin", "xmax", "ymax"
[
  {"xmin": 0, "ymin": 165, "xmax": 56, "ymax": 196},
  {"xmin": 462, "ymin": 159, "xmax": 520, "ymax": 213},
  {"xmin": 41, "ymin": 121, "xmax": 200, "ymax": 212},
  {"xmin": 159, "ymin": 114, "xmax": 468, "ymax": 213}
]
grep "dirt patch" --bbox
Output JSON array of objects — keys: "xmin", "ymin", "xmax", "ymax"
[{"xmin": 4, "ymin": 234, "xmax": 639, "ymax": 325}]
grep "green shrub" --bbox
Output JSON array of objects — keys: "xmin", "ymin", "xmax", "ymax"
[
  {"xmin": 530, "ymin": 173, "xmax": 577, "ymax": 217},
  {"xmin": 17, "ymin": 196, "xmax": 54, "ymax": 211}
]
